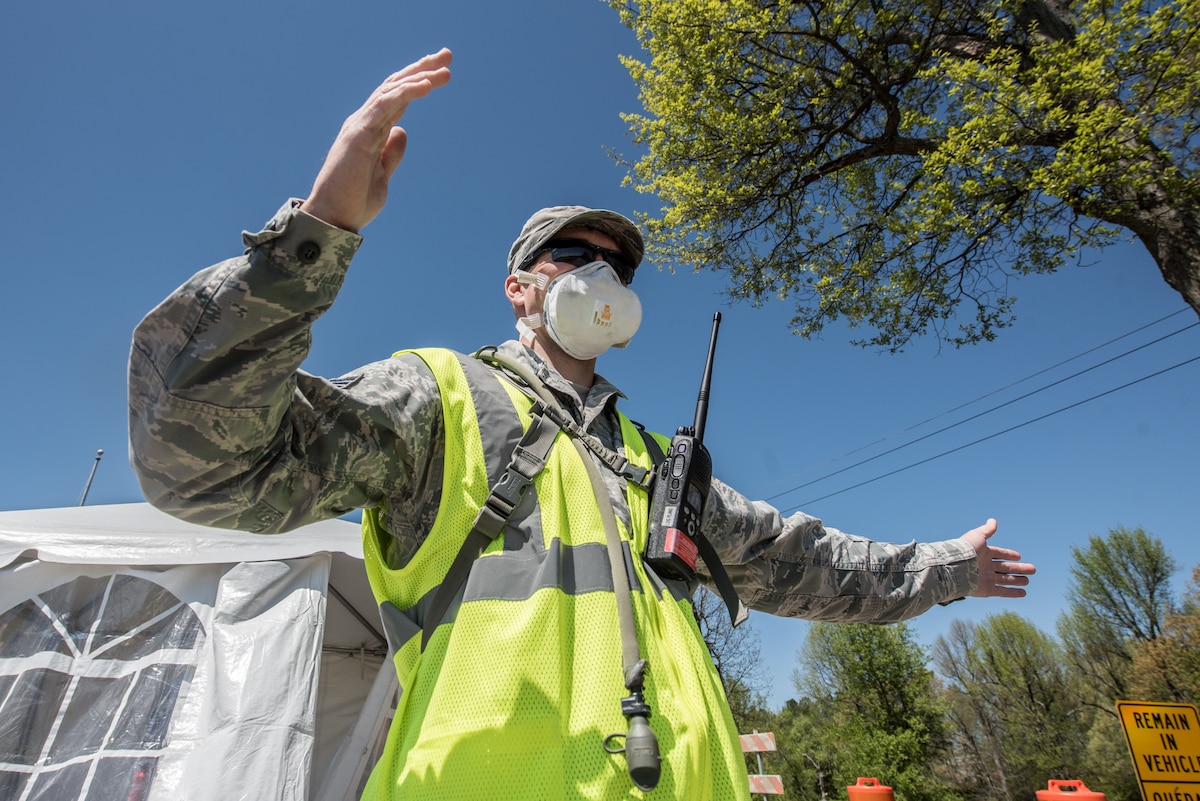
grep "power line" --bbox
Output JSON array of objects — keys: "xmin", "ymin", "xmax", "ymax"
[
  {"xmin": 765, "ymin": 319, "xmax": 1199, "ymax": 504},
  {"xmin": 785, "ymin": 353, "xmax": 1200, "ymax": 512},
  {"xmin": 756, "ymin": 309, "xmax": 1190, "ymax": 499}
]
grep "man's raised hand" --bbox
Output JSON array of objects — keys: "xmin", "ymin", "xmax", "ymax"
[{"xmin": 304, "ymin": 49, "xmax": 453, "ymax": 233}]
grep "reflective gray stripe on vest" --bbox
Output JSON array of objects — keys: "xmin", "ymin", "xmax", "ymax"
[{"xmin": 380, "ymin": 540, "xmax": 645, "ymax": 653}]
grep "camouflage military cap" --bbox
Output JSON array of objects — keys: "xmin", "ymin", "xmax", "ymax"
[{"xmin": 507, "ymin": 206, "xmax": 645, "ymax": 275}]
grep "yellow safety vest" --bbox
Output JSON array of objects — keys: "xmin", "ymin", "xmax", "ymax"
[{"xmin": 361, "ymin": 348, "xmax": 749, "ymax": 800}]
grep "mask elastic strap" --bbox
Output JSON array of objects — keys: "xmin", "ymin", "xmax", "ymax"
[
  {"xmin": 514, "ymin": 271, "xmax": 549, "ymax": 344},
  {"xmin": 513, "ymin": 271, "xmax": 550, "ymax": 289},
  {"xmin": 515, "ymin": 315, "xmax": 542, "ymax": 342}
]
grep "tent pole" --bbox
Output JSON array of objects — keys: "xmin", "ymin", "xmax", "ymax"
[{"xmin": 327, "ymin": 581, "xmax": 387, "ymax": 648}]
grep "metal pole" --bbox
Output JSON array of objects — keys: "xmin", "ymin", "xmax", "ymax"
[
  {"xmin": 754, "ymin": 730, "xmax": 767, "ymax": 801},
  {"xmin": 79, "ymin": 449, "xmax": 104, "ymax": 506}
]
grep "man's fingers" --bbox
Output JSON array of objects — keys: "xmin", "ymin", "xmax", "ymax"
[
  {"xmin": 989, "ymin": 556, "xmax": 1036, "ymax": 575},
  {"xmin": 993, "ymin": 573, "xmax": 1031, "ymax": 587},
  {"xmin": 975, "ymin": 572, "xmax": 1031, "ymax": 598},
  {"xmin": 384, "ymin": 48, "xmax": 453, "ymax": 85},
  {"xmin": 987, "ymin": 585, "xmax": 1029, "ymax": 599},
  {"xmin": 972, "ymin": 550, "xmax": 1036, "ymax": 597},
  {"xmin": 985, "ymin": 545, "xmax": 1023, "ymax": 562},
  {"xmin": 373, "ymin": 51, "xmax": 453, "ymax": 115},
  {"xmin": 377, "ymin": 66, "xmax": 452, "ymax": 107},
  {"xmin": 349, "ymin": 50, "xmax": 452, "ymax": 142}
]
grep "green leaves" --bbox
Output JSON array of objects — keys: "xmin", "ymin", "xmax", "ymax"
[
  {"xmin": 610, "ymin": 0, "xmax": 1200, "ymax": 348},
  {"xmin": 934, "ymin": 613, "xmax": 1089, "ymax": 800},
  {"xmin": 793, "ymin": 622, "xmax": 958, "ymax": 801}
]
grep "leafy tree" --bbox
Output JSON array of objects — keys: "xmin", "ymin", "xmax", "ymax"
[
  {"xmin": 1056, "ymin": 526, "xmax": 1176, "ymax": 706},
  {"xmin": 1054, "ymin": 527, "xmax": 1177, "ymax": 801},
  {"xmin": 1126, "ymin": 565, "xmax": 1200, "ymax": 703},
  {"xmin": 1069, "ymin": 526, "xmax": 1177, "ymax": 642},
  {"xmin": 794, "ymin": 622, "xmax": 958, "ymax": 801},
  {"xmin": 933, "ymin": 613, "xmax": 1089, "ymax": 801},
  {"xmin": 610, "ymin": 0, "xmax": 1200, "ymax": 349},
  {"xmin": 774, "ymin": 696, "xmax": 841, "ymax": 801}
]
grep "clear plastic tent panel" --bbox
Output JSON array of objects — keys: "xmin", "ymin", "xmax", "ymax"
[
  {"xmin": 0, "ymin": 509, "xmax": 340, "ymax": 801},
  {"xmin": 0, "ymin": 573, "xmax": 203, "ymax": 801}
]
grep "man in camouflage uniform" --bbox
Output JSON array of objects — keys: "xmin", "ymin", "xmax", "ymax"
[{"xmin": 128, "ymin": 49, "xmax": 1035, "ymax": 800}]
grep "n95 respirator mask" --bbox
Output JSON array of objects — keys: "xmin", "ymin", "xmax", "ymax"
[{"xmin": 516, "ymin": 261, "xmax": 643, "ymax": 360}]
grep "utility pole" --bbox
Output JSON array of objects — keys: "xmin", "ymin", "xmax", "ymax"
[{"xmin": 79, "ymin": 449, "xmax": 104, "ymax": 506}]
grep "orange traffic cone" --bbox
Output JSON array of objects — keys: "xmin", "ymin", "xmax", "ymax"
[
  {"xmin": 1036, "ymin": 780, "xmax": 1106, "ymax": 801},
  {"xmin": 847, "ymin": 778, "xmax": 895, "ymax": 801}
]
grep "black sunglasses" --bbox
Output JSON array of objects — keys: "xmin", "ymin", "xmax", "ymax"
[{"xmin": 521, "ymin": 238, "xmax": 637, "ymax": 285}]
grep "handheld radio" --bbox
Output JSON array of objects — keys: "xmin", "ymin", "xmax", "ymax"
[{"xmin": 644, "ymin": 312, "xmax": 721, "ymax": 581}]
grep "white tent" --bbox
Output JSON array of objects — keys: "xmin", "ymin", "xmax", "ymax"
[{"xmin": 0, "ymin": 503, "xmax": 397, "ymax": 801}]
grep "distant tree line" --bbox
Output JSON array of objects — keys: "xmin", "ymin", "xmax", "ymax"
[{"xmin": 696, "ymin": 526, "xmax": 1196, "ymax": 801}]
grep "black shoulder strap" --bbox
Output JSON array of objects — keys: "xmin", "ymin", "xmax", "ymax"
[
  {"xmin": 632, "ymin": 420, "xmax": 666, "ymax": 466},
  {"xmin": 421, "ymin": 402, "xmax": 560, "ymax": 650}
]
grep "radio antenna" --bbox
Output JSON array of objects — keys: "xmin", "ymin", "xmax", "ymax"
[{"xmin": 692, "ymin": 312, "xmax": 721, "ymax": 442}]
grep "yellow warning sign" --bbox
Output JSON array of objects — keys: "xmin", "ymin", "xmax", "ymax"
[{"xmin": 1118, "ymin": 701, "xmax": 1200, "ymax": 801}]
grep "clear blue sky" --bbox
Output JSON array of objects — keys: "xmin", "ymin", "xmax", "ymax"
[{"xmin": 2, "ymin": 1, "xmax": 1197, "ymax": 711}]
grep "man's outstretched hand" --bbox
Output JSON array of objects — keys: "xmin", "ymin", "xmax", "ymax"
[
  {"xmin": 961, "ymin": 518, "xmax": 1036, "ymax": 598},
  {"xmin": 304, "ymin": 49, "xmax": 453, "ymax": 233}
]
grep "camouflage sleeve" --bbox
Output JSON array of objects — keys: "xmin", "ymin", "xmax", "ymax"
[
  {"xmin": 128, "ymin": 200, "xmax": 444, "ymax": 536},
  {"xmin": 701, "ymin": 477, "xmax": 979, "ymax": 622}
]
